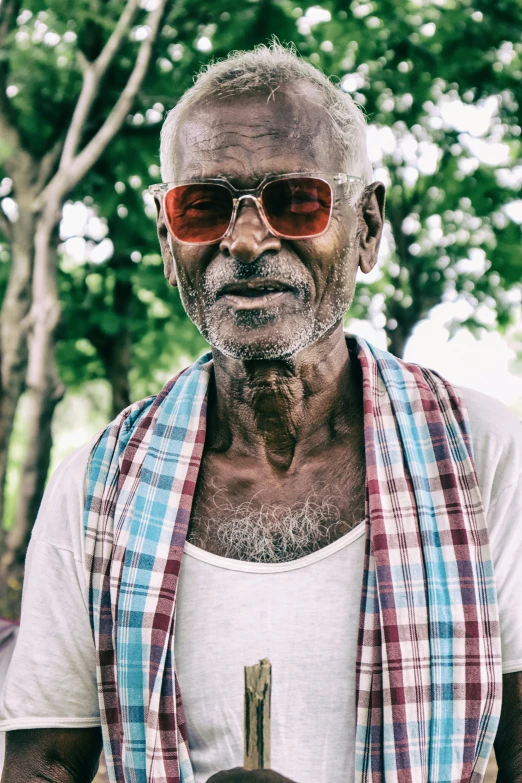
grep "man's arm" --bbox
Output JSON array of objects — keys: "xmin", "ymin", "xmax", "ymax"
[
  {"xmin": 495, "ymin": 672, "xmax": 522, "ymax": 783},
  {"xmin": 1, "ymin": 727, "xmax": 103, "ymax": 783}
]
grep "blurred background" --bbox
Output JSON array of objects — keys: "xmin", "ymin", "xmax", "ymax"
[
  {"xmin": 0, "ymin": 0, "xmax": 520, "ymax": 777},
  {"xmin": 0, "ymin": 0, "xmax": 521, "ymax": 619}
]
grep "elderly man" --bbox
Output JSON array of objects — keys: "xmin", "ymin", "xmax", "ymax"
[{"xmin": 1, "ymin": 44, "xmax": 522, "ymax": 783}]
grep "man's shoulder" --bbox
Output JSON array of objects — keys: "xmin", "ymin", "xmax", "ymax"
[
  {"xmin": 31, "ymin": 437, "xmax": 100, "ymax": 556},
  {"xmin": 49, "ymin": 436, "xmax": 101, "ymax": 494},
  {"xmin": 368, "ymin": 345, "xmax": 522, "ymax": 458},
  {"xmin": 458, "ymin": 386, "xmax": 521, "ymax": 449},
  {"xmin": 456, "ymin": 386, "xmax": 522, "ymax": 511}
]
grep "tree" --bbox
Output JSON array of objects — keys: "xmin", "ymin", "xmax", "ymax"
[
  {"xmin": 0, "ymin": 0, "xmax": 169, "ymax": 608},
  {"xmin": 308, "ymin": 0, "xmax": 522, "ymax": 351}
]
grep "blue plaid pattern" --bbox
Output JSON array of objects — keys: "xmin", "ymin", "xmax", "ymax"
[{"xmin": 355, "ymin": 340, "xmax": 501, "ymax": 782}]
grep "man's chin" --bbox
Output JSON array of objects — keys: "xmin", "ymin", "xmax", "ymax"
[{"xmin": 203, "ymin": 318, "xmax": 316, "ymax": 361}]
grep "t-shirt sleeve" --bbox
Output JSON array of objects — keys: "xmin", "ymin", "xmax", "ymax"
[
  {"xmin": 0, "ymin": 441, "xmax": 101, "ymax": 730},
  {"xmin": 487, "ymin": 476, "xmax": 522, "ymax": 673},
  {"xmin": 461, "ymin": 387, "xmax": 522, "ymax": 674}
]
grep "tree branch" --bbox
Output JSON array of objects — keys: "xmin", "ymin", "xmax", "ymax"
[
  {"xmin": 59, "ymin": 0, "xmax": 141, "ymax": 170},
  {"xmin": 35, "ymin": 0, "xmax": 169, "ymax": 210},
  {"xmin": 0, "ymin": 0, "xmax": 21, "ymax": 52},
  {"xmin": 94, "ymin": 0, "xmax": 142, "ymax": 77},
  {"xmin": 75, "ymin": 48, "xmax": 89, "ymax": 73},
  {"xmin": 0, "ymin": 108, "xmax": 22, "ymax": 166},
  {"xmin": 0, "ymin": 0, "xmax": 23, "ymax": 163},
  {"xmin": 71, "ymin": 0, "xmax": 169, "ymax": 186},
  {"xmin": 0, "ymin": 207, "xmax": 12, "ymax": 242},
  {"xmin": 34, "ymin": 138, "xmax": 64, "ymax": 194}
]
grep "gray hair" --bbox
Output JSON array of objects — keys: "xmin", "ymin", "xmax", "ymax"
[{"xmin": 160, "ymin": 42, "xmax": 372, "ymax": 201}]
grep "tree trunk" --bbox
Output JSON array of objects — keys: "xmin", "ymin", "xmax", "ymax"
[
  {"xmin": 106, "ymin": 328, "xmax": 132, "ymax": 419},
  {"xmin": 90, "ymin": 325, "xmax": 132, "ymax": 420},
  {"xmin": 385, "ymin": 326, "xmax": 409, "ymax": 359},
  {"xmin": 0, "ymin": 204, "xmax": 64, "ymax": 614},
  {"xmin": 89, "ymin": 262, "xmax": 134, "ymax": 419},
  {"xmin": 6, "ymin": 368, "xmax": 63, "ymax": 549},
  {"xmin": 0, "ymin": 367, "xmax": 63, "ymax": 579},
  {"xmin": 0, "ymin": 0, "xmax": 168, "ymax": 618},
  {"xmin": 0, "ymin": 206, "xmax": 36, "ymax": 528}
]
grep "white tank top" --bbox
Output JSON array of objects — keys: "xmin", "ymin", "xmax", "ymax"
[{"xmin": 174, "ymin": 523, "xmax": 366, "ymax": 783}]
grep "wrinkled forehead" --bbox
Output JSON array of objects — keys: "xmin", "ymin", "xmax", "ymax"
[{"xmin": 171, "ymin": 85, "xmax": 342, "ymax": 184}]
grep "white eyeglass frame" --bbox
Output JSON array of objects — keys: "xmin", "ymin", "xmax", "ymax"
[{"xmin": 148, "ymin": 171, "xmax": 363, "ymax": 245}]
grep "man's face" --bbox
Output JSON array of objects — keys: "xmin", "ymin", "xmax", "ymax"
[{"xmin": 158, "ymin": 85, "xmax": 383, "ymax": 360}]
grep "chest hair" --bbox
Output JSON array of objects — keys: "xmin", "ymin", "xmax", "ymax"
[{"xmin": 187, "ymin": 439, "xmax": 366, "ymax": 562}]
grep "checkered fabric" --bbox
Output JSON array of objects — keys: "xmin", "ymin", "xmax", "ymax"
[
  {"xmin": 84, "ymin": 336, "xmax": 501, "ymax": 783},
  {"xmin": 355, "ymin": 339, "xmax": 501, "ymax": 783}
]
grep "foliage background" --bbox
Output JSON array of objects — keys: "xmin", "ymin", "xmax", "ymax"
[{"xmin": 0, "ymin": 0, "xmax": 521, "ymax": 618}]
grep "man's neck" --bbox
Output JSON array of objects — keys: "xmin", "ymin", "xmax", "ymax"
[{"xmin": 207, "ymin": 325, "xmax": 361, "ymax": 471}]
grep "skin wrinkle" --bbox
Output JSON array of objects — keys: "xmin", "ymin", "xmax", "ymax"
[
  {"xmin": 174, "ymin": 95, "xmax": 335, "ymax": 180},
  {"xmin": 181, "ymin": 129, "xmax": 286, "ymax": 151},
  {"xmin": 188, "ymin": 123, "xmax": 299, "ymax": 146},
  {"xmin": 189, "ymin": 137, "xmax": 292, "ymax": 155},
  {"xmin": 196, "ymin": 129, "xmax": 296, "ymax": 144}
]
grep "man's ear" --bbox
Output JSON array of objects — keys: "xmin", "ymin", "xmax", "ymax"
[
  {"xmin": 356, "ymin": 181, "xmax": 386, "ymax": 274},
  {"xmin": 155, "ymin": 197, "xmax": 177, "ymax": 287}
]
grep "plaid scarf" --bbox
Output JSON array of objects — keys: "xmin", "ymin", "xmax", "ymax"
[{"xmin": 84, "ymin": 336, "xmax": 502, "ymax": 783}]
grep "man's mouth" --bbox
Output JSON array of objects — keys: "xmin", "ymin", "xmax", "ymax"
[{"xmin": 216, "ymin": 279, "xmax": 296, "ymax": 309}]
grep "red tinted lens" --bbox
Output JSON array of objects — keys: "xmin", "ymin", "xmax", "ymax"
[
  {"xmin": 163, "ymin": 183, "xmax": 233, "ymax": 243},
  {"xmin": 261, "ymin": 177, "xmax": 332, "ymax": 238}
]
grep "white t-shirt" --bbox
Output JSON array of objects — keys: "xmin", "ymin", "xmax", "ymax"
[
  {"xmin": 0, "ymin": 622, "xmax": 18, "ymax": 769},
  {"xmin": 1, "ymin": 387, "xmax": 521, "ymax": 783}
]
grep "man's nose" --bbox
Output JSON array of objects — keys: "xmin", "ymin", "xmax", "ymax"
[{"xmin": 219, "ymin": 200, "xmax": 281, "ymax": 263}]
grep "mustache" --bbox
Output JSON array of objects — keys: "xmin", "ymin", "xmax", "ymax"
[{"xmin": 203, "ymin": 253, "xmax": 310, "ymax": 300}]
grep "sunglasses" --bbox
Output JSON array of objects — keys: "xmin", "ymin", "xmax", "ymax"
[{"xmin": 149, "ymin": 172, "xmax": 362, "ymax": 245}]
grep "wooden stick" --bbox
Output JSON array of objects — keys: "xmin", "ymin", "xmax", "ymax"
[{"xmin": 244, "ymin": 658, "xmax": 272, "ymax": 770}]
